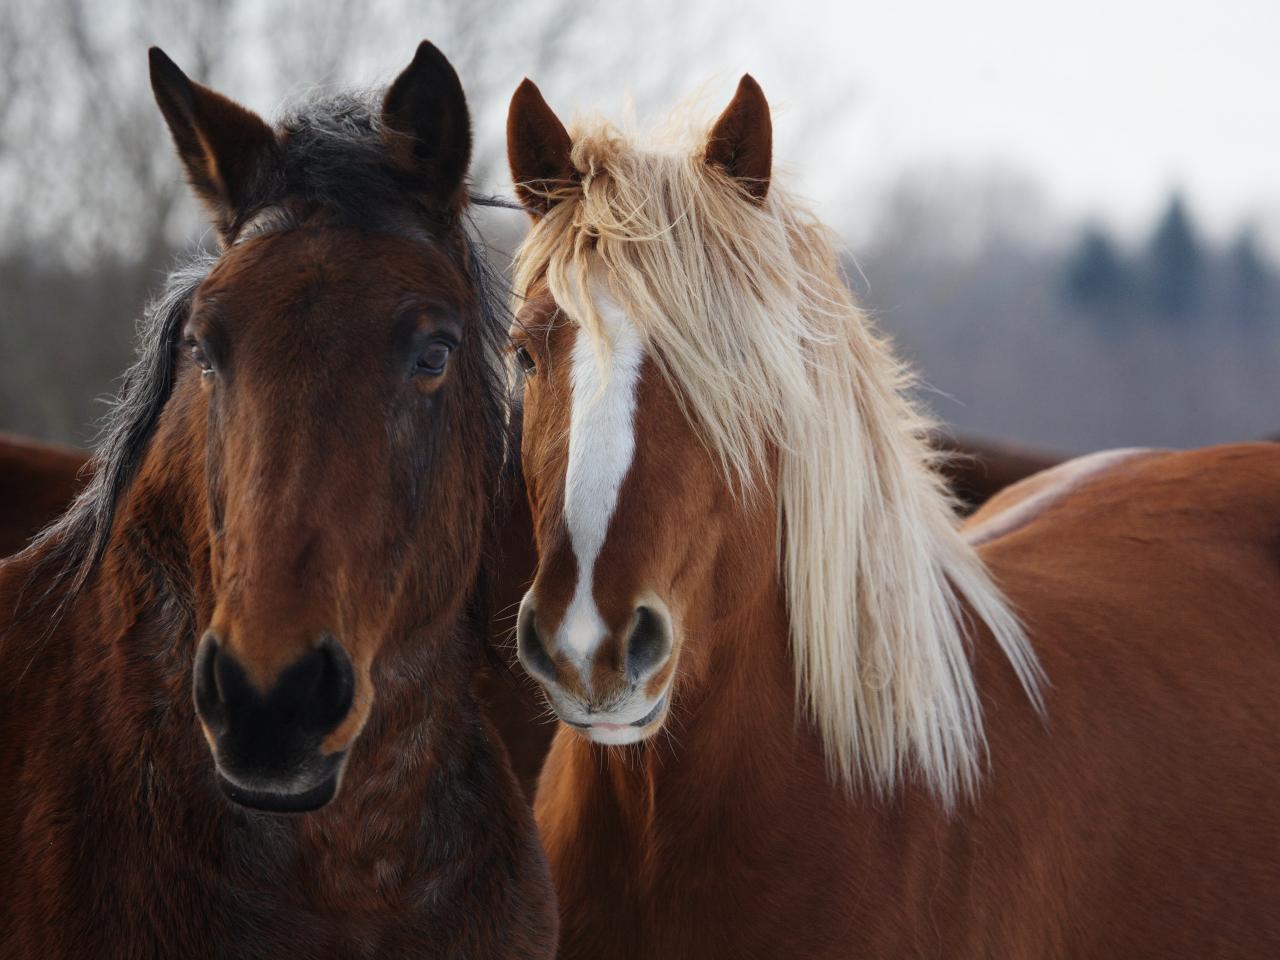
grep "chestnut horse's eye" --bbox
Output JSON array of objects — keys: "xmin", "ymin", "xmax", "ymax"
[
  {"xmin": 415, "ymin": 339, "xmax": 454, "ymax": 377},
  {"xmin": 186, "ymin": 338, "xmax": 213, "ymax": 376},
  {"xmin": 515, "ymin": 345, "xmax": 537, "ymax": 375}
]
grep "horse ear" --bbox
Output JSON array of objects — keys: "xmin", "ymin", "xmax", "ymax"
[
  {"xmin": 381, "ymin": 41, "xmax": 472, "ymax": 212},
  {"xmin": 148, "ymin": 47, "xmax": 277, "ymax": 244},
  {"xmin": 704, "ymin": 74, "xmax": 772, "ymax": 203},
  {"xmin": 507, "ymin": 79, "xmax": 575, "ymax": 217}
]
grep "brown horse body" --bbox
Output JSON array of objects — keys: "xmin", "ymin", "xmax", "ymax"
[
  {"xmin": 505, "ymin": 76, "xmax": 1280, "ymax": 958},
  {"xmin": 0, "ymin": 45, "xmax": 554, "ymax": 957},
  {"xmin": 534, "ymin": 444, "xmax": 1280, "ymax": 958}
]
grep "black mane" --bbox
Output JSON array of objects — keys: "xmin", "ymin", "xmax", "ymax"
[
  {"xmin": 275, "ymin": 93, "xmax": 425, "ymax": 232},
  {"xmin": 231, "ymin": 92, "xmax": 482, "ymax": 239},
  {"xmin": 23, "ymin": 90, "xmax": 518, "ymax": 621}
]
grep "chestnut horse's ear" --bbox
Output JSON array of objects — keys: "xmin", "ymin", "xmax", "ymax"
[
  {"xmin": 381, "ymin": 41, "xmax": 472, "ymax": 212},
  {"xmin": 507, "ymin": 79, "xmax": 575, "ymax": 217},
  {"xmin": 148, "ymin": 47, "xmax": 278, "ymax": 244},
  {"xmin": 704, "ymin": 74, "xmax": 772, "ymax": 203}
]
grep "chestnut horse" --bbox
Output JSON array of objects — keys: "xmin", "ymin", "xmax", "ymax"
[
  {"xmin": 0, "ymin": 44, "xmax": 555, "ymax": 957},
  {"xmin": 505, "ymin": 75, "xmax": 1280, "ymax": 958}
]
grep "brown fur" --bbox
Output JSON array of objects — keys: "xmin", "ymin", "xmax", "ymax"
[
  {"xmin": 703, "ymin": 75, "xmax": 772, "ymax": 202},
  {"xmin": 507, "ymin": 79, "xmax": 577, "ymax": 215},
  {"xmin": 0, "ymin": 44, "xmax": 555, "ymax": 958},
  {"xmin": 0, "ymin": 433, "xmax": 87, "ymax": 557}
]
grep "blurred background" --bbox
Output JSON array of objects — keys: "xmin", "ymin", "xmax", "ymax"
[{"xmin": 1, "ymin": 0, "xmax": 1276, "ymax": 453}]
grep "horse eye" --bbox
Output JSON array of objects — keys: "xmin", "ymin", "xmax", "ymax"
[
  {"xmin": 186, "ymin": 338, "xmax": 213, "ymax": 376},
  {"xmin": 515, "ymin": 345, "xmax": 537, "ymax": 375},
  {"xmin": 415, "ymin": 339, "xmax": 453, "ymax": 377}
]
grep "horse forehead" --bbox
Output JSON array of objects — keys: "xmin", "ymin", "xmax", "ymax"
[{"xmin": 208, "ymin": 228, "xmax": 463, "ymax": 310}]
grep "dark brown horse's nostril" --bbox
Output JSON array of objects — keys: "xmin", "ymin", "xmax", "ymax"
[
  {"xmin": 194, "ymin": 632, "xmax": 228, "ymax": 734},
  {"xmin": 516, "ymin": 601, "xmax": 557, "ymax": 683},
  {"xmin": 193, "ymin": 631, "xmax": 355, "ymax": 783},
  {"xmin": 625, "ymin": 606, "xmax": 671, "ymax": 680}
]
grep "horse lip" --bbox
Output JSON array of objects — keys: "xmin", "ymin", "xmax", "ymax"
[
  {"xmin": 216, "ymin": 770, "xmax": 340, "ymax": 814},
  {"xmin": 629, "ymin": 692, "xmax": 667, "ymax": 727},
  {"xmin": 564, "ymin": 691, "xmax": 669, "ymax": 731}
]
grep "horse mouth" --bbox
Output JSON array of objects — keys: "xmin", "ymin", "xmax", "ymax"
[
  {"xmin": 216, "ymin": 771, "xmax": 339, "ymax": 813},
  {"xmin": 565, "ymin": 690, "xmax": 669, "ymax": 734}
]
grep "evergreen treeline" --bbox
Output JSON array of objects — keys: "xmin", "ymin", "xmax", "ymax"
[{"xmin": 1062, "ymin": 192, "xmax": 1275, "ymax": 324}]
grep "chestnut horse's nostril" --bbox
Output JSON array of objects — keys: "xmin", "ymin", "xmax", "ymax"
[
  {"xmin": 516, "ymin": 601, "xmax": 557, "ymax": 683},
  {"xmin": 625, "ymin": 606, "xmax": 671, "ymax": 680}
]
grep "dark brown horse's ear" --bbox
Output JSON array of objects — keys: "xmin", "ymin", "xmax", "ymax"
[
  {"xmin": 381, "ymin": 41, "xmax": 472, "ymax": 212},
  {"xmin": 507, "ymin": 79, "xmax": 575, "ymax": 217},
  {"xmin": 704, "ymin": 74, "xmax": 772, "ymax": 203},
  {"xmin": 148, "ymin": 47, "xmax": 278, "ymax": 244}
]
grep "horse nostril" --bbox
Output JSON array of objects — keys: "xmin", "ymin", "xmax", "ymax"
[
  {"xmin": 272, "ymin": 634, "xmax": 355, "ymax": 732},
  {"xmin": 193, "ymin": 632, "xmax": 228, "ymax": 732},
  {"xmin": 516, "ymin": 600, "xmax": 557, "ymax": 682},
  {"xmin": 625, "ymin": 606, "xmax": 672, "ymax": 680},
  {"xmin": 192, "ymin": 632, "xmax": 354, "ymax": 741},
  {"xmin": 303, "ymin": 635, "xmax": 355, "ymax": 731}
]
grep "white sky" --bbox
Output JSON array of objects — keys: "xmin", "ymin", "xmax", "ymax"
[{"xmin": 537, "ymin": 0, "xmax": 1280, "ymax": 248}]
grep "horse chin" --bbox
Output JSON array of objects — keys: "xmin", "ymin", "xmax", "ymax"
[
  {"xmin": 580, "ymin": 723, "xmax": 658, "ymax": 746},
  {"xmin": 214, "ymin": 752, "xmax": 348, "ymax": 814}
]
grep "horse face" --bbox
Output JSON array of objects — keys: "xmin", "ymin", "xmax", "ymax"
[
  {"xmin": 513, "ymin": 285, "xmax": 778, "ymax": 745},
  {"xmin": 186, "ymin": 231, "xmax": 487, "ymax": 811},
  {"xmin": 150, "ymin": 44, "xmax": 489, "ymax": 812},
  {"xmin": 508, "ymin": 75, "xmax": 776, "ymax": 745}
]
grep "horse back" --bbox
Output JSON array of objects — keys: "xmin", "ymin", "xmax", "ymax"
[{"xmin": 967, "ymin": 443, "xmax": 1280, "ymax": 956}]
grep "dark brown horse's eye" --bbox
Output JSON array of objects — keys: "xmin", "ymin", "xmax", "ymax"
[
  {"xmin": 415, "ymin": 339, "xmax": 453, "ymax": 377},
  {"xmin": 186, "ymin": 339, "xmax": 213, "ymax": 376},
  {"xmin": 515, "ymin": 345, "xmax": 536, "ymax": 375}
]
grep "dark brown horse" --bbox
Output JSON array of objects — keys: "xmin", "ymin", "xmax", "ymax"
[{"xmin": 0, "ymin": 44, "xmax": 554, "ymax": 958}]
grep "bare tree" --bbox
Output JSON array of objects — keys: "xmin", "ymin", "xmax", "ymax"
[{"xmin": 1, "ymin": 0, "xmax": 746, "ymax": 441}]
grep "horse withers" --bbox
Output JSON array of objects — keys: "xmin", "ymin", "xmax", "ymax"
[
  {"xmin": 505, "ymin": 75, "xmax": 1280, "ymax": 958},
  {"xmin": 0, "ymin": 44, "xmax": 554, "ymax": 958}
]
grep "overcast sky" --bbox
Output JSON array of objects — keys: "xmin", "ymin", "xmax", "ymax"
[{"xmin": 510, "ymin": 0, "xmax": 1279, "ymax": 248}]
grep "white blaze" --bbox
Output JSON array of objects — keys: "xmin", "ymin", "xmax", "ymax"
[{"xmin": 558, "ymin": 288, "xmax": 645, "ymax": 660}]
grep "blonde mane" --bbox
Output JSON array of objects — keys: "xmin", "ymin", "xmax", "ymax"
[{"xmin": 512, "ymin": 111, "xmax": 1044, "ymax": 806}]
